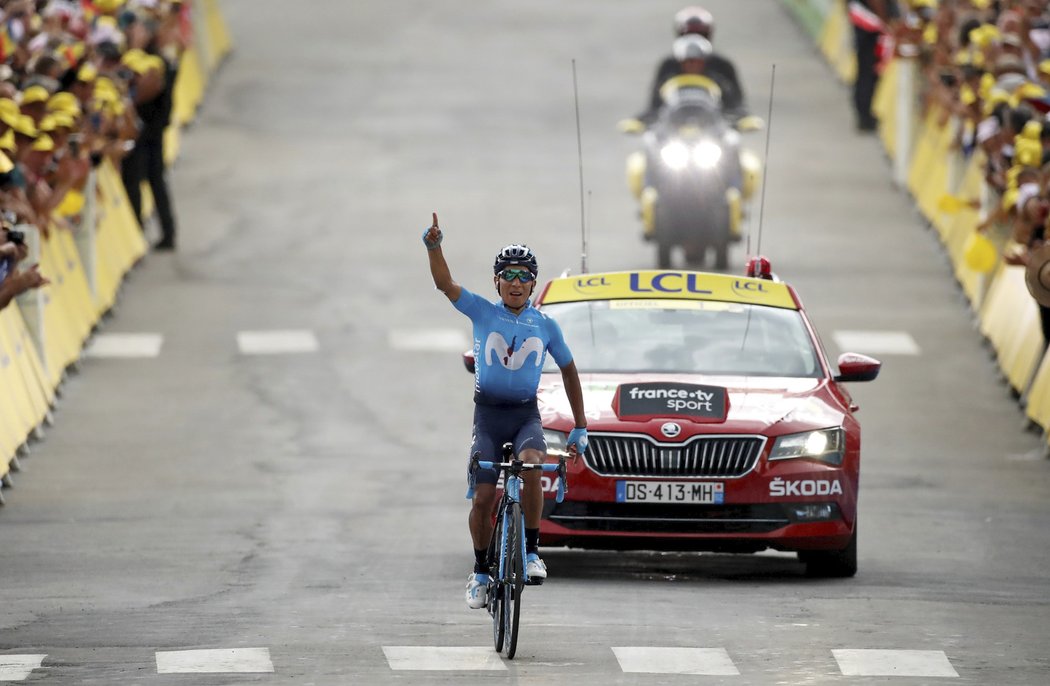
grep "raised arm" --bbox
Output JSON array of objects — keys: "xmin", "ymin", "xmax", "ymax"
[{"xmin": 422, "ymin": 212, "xmax": 462, "ymax": 302}]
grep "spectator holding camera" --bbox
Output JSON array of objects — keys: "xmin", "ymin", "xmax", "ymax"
[{"xmin": 0, "ymin": 226, "xmax": 48, "ymax": 312}]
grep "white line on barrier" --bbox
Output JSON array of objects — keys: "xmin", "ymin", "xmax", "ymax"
[
  {"xmin": 237, "ymin": 330, "xmax": 319, "ymax": 355},
  {"xmin": 833, "ymin": 649, "xmax": 959, "ymax": 677},
  {"xmin": 155, "ymin": 648, "xmax": 274, "ymax": 674},
  {"xmin": 84, "ymin": 333, "xmax": 164, "ymax": 358},
  {"xmin": 832, "ymin": 330, "xmax": 921, "ymax": 356}
]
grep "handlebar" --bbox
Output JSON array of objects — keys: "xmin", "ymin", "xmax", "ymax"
[{"xmin": 466, "ymin": 452, "xmax": 567, "ymax": 504}]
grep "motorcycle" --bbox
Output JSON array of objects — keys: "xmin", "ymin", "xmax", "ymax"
[{"xmin": 621, "ymin": 75, "xmax": 763, "ymax": 270}]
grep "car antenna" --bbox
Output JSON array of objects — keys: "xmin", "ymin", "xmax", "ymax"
[
  {"xmin": 751, "ymin": 63, "xmax": 776, "ymax": 260},
  {"xmin": 741, "ymin": 64, "xmax": 776, "ymax": 352},
  {"xmin": 573, "ymin": 59, "xmax": 588, "ymax": 275}
]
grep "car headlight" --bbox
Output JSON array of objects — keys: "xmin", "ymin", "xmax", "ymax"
[
  {"xmin": 769, "ymin": 428, "xmax": 844, "ymax": 465},
  {"xmin": 660, "ymin": 141, "xmax": 690, "ymax": 170},
  {"xmin": 693, "ymin": 140, "xmax": 723, "ymax": 169},
  {"xmin": 543, "ymin": 429, "xmax": 569, "ymax": 458}
]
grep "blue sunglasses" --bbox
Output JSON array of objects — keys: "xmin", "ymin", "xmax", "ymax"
[{"xmin": 499, "ymin": 268, "xmax": 536, "ymax": 283}]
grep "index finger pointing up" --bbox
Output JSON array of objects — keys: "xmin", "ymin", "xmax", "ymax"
[{"xmin": 432, "ymin": 212, "xmax": 439, "ymax": 229}]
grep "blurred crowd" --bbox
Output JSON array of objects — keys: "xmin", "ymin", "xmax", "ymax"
[
  {"xmin": 853, "ymin": 0, "xmax": 1050, "ymax": 339},
  {"xmin": 0, "ymin": 0, "xmax": 188, "ymax": 314}
]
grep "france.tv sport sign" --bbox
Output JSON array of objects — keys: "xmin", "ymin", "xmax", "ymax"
[{"xmin": 613, "ymin": 382, "xmax": 729, "ymax": 423}]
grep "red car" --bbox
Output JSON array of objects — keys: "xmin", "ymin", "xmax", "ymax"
[{"xmin": 466, "ymin": 267, "xmax": 880, "ymax": 576}]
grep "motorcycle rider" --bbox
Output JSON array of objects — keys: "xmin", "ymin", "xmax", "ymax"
[{"xmin": 636, "ymin": 6, "xmax": 748, "ymax": 125}]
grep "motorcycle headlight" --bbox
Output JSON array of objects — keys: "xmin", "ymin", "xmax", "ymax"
[
  {"xmin": 543, "ymin": 429, "xmax": 569, "ymax": 458},
  {"xmin": 693, "ymin": 140, "xmax": 723, "ymax": 169},
  {"xmin": 769, "ymin": 428, "xmax": 844, "ymax": 465},
  {"xmin": 660, "ymin": 141, "xmax": 690, "ymax": 170}
]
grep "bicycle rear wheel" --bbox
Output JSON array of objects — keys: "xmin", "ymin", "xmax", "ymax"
[
  {"xmin": 503, "ymin": 502, "xmax": 525, "ymax": 659},
  {"xmin": 488, "ymin": 504, "xmax": 506, "ymax": 653}
]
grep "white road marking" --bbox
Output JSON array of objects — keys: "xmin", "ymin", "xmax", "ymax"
[
  {"xmin": 382, "ymin": 646, "xmax": 507, "ymax": 671},
  {"xmin": 833, "ymin": 649, "xmax": 959, "ymax": 677},
  {"xmin": 155, "ymin": 648, "xmax": 275, "ymax": 674},
  {"xmin": 84, "ymin": 333, "xmax": 163, "ymax": 358},
  {"xmin": 0, "ymin": 654, "xmax": 46, "ymax": 681},
  {"xmin": 612, "ymin": 647, "xmax": 740, "ymax": 675},
  {"xmin": 388, "ymin": 328, "xmax": 469, "ymax": 352},
  {"xmin": 236, "ymin": 330, "xmax": 319, "ymax": 355},
  {"xmin": 832, "ymin": 330, "xmax": 921, "ymax": 355}
]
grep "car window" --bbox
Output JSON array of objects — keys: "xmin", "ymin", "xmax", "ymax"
[{"xmin": 541, "ymin": 299, "xmax": 822, "ymax": 377}]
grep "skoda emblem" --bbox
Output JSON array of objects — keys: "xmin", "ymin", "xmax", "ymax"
[{"xmin": 661, "ymin": 422, "xmax": 682, "ymax": 438}]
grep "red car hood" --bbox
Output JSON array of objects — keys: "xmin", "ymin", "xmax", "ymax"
[{"xmin": 538, "ymin": 373, "xmax": 845, "ymax": 435}]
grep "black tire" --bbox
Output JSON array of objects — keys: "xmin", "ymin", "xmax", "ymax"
[
  {"xmin": 713, "ymin": 238, "xmax": 729, "ymax": 270},
  {"xmin": 656, "ymin": 238, "xmax": 673, "ymax": 269},
  {"xmin": 801, "ymin": 525, "xmax": 858, "ymax": 578},
  {"xmin": 488, "ymin": 504, "xmax": 506, "ymax": 653},
  {"xmin": 504, "ymin": 502, "xmax": 525, "ymax": 659}
]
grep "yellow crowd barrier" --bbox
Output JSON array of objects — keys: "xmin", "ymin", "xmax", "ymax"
[{"xmin": 0, "ymin": 0, "xmax": 233, "ymax": 487}]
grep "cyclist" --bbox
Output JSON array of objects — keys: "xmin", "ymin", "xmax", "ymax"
[
  {"xmin": 636, "ymin": 6, "xmax": 748, "ymax": 124},
  {"xmin": 422, "ymin": 213, "xmax": 589, "ymax": 610}
]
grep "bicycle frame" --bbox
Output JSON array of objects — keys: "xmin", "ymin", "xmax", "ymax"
[{"xmin": 467, "ymin": 443, "xmax": 566, "ymax": 658}]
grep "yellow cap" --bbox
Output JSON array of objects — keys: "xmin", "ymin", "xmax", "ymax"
[
  {"xmin": 76, "ymin": 63, "xmax": 98, "ymax": 83},
  {"xmin": 95, "ymin": 0, "xmax": 126, "ymax": 13},
  {"xmin": 0, "ymin": 98, "xmax": 19, "ymax": 127},
  {"xmin": 47, "ymin": 91, "xmax": 78, "ymax": 111},
  {"xmin": 50, "ymin": 112, "xmax": 75, "ymax": 130},
  {"xmin": 0, "ymin": 129, "xmax": 14, "ymax": 153},
  {"xmin": 12, "ymin": 114, "xmax": 37, "ymax": 138},
  {"xmin": 21, "ymin": 86, "xmax": 51, "ymax": 106},
  {"xmin": 31, "ymin": 134, "xmax": 54, "ymax": 152},
  {"xmin": 38, "ymin": 115, "xmax": 57, "ymax": 132},
  {"xmin": 0, "ymin": 150, "xmax": 13, "ymax": 174},
  {"xmin": 1002, "ymin": 187, "xmax": 1020, "ymax": 210},
  {"xmin": 960, "ymin": 85, "xmax": 977, "ymax": 106}
]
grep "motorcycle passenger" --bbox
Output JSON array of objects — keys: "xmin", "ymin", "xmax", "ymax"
[
  {"xmin": 421, "ymin": 214, "xmax": 590, "ymax": 610},
  {"xmin": 637, "ymin": 6, "xmax": 748, "ymax": 124}
]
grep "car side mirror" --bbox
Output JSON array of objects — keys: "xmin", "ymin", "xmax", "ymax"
[
  {"xmin": 463, "ymin": 351, "xmax": 475, "ymax": 374},
  {"xmin": 833, "ymin": 353, "xmax": 881, "ymax": 382}
]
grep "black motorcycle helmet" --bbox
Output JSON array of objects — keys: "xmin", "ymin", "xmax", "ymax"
[{"xmin": 674, "ymin": 6, "xmax": 715, "ymax": 40}]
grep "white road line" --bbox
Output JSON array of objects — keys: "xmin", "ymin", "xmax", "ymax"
[
  {"xmin": 832, "ymin": 649, "xmax": 959, "ymax": 677},
  {"xmin": 388, "ymin": 328, "xmax": 469, "ymax": 352},
  {"xmin": 612, "ymin": 647, "xmax": 740, "ymax": 675},
  {"xmin": 84, "ymin": 333, "xmax": 163, "ymax": 358},
  {"xmin": 0, "ymin": 654, "xmax": 46, "ymax": 681},
  {"xmin": 832, "ymin": 330, "xmax": 921, "ymax": 355},
  {"xmin": 236, "ymin": 330, "xmax": 319, "ymax": 355},
  {"xmin": 155, "ymin": 648, "xmax": 275, "ymax": 674},
  {"xmin": 382, "ymin": 646, "xmax": 507, "ymax": 671}
]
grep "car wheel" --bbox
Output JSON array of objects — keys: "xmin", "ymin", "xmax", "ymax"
[{"xmin": 801, "ymin": 525, "xmax": 857, "ymax": 578}]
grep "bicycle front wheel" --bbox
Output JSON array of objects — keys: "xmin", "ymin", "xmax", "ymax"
[
  {"xmin": 503, "ymin": 502, "xmax": 525, "ymax": 659},
  {"xmin": 488, "ymin": 504, "xmax": 506, "ymax": 653}
]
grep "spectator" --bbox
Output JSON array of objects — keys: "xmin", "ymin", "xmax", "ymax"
[
  {"xmin": 0, "ymin": 225, "xmax": 48, "ymax": 312},
  {"xmin": 847, "ymin": 0, "xmax": 898, "ymax": 132}
]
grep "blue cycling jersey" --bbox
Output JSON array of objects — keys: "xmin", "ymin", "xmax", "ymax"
[{"xmin": 453, "ymin": 287, "xmax": 573, "ymax": 404}]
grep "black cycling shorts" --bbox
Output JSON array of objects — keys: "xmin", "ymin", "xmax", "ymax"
[{"xmin": 468, "ymin": 401, "xmax": 546, "ymax": 487}]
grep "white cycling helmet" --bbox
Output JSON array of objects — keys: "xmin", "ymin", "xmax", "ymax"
[{"xmin": 672, "ymin": 34, "xmax": 713, "ymax": 63}]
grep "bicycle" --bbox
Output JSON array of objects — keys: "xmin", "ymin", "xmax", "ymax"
[{"xmin": 467, "ymin": 443, "xmax": 566, "ymax": 659}]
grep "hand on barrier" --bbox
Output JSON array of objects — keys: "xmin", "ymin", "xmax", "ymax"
[{"xmin": 422, "ymin": 212, "xmax": 442, "ymax": 250}]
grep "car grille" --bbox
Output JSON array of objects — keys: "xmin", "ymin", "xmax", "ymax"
[
  {"xmin": 546, "ymin": 501, "xmax": 790, "ymax": 535},
  {"xmin": 585, "ymin": 434, "xmax": 765, "ymax": 478}
]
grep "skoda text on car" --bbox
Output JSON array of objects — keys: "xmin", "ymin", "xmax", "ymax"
[{"xmin": 464, "ymin": 267, "xmax": 880, "ymax": 577}]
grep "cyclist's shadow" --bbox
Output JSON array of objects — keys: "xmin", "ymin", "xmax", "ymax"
[{"xmin": 541, "ymin": 548, "xmax": 812, "ymax": 583}]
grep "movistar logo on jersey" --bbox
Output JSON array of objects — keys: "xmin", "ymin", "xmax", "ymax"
[{"xmin": 484, "ymin": 332, "xmax": 544, "ymax": 371}]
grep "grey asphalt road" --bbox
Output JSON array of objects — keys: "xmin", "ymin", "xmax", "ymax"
[{"xmin": 1, "ymin": 1, "xmax": 1048, "ymax": 684}]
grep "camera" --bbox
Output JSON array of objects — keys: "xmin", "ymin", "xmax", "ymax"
[{"xmin": 7, "ymin": 229, "xmax": 24, "ymax": 245}]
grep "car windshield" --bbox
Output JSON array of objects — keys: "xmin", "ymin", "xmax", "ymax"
[{"xmin": 541, "ymin": 299, "xmax": 822, "ymax": 377}]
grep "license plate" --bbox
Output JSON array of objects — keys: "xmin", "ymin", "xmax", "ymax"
[{"xmin": 616, "ymin": 481, "xmax": 724, "ymax": 504}]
